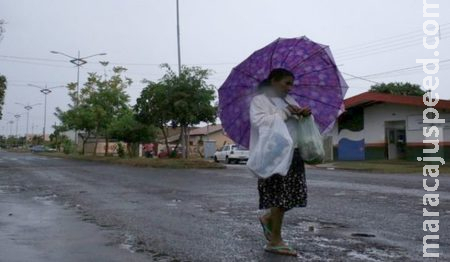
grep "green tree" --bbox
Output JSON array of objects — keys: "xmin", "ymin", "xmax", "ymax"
[
  {"xmin": 159, "ymin": 64, "xmax": 216, "ymax": 158},
  {"xmin": 49, "ymin": 124, "xmax": 69, "ymax": 152},
  {"xmin": 369, "ymin": 82, "xmax": 424, "ymax": 96},
  {"xmin": 55, "ymin": 104, "xmax": 96, "ymax": 155},
  {"xmin": 135, "ymin": 81, "xmax": 174, "ymax": 155},
  {"xmin": 0, "ymin": 75, "xmax": 6, "ymax": 120},
  {"xmin": 83, "ymin": 66, "xmax": 131, "ymax": 156},
  {"xmin": 56, "ymin": 64, "xmax": 131, "ymax": 156},
  {"xmin": 110, "ymin": 108, "xmax": 156, "ymax": 157}
]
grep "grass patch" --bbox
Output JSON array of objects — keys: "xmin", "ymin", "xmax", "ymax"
[
  {"xmin": 326, "ymin": 160, "xmax": 450, "ymax": 174},
  {"xmin": 40, "ymin": 152, "xmax": 226, "ymax": 169}
]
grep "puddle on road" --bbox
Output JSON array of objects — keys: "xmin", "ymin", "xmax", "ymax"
[
  {"xmin": 32, "ymin": 194, "xmax": 58, "ymax": 205},
  {"xmin": 0, "ymin": 185, "xmax": 27, "ymax": 193},
  {"xmin": 120, "ymin": 232, "xmax": 178, "ymax": 261},
  {"xmin": 351, "ymin": 233, "xmax": 376, "ymax": 238},
  {"xmin": 347, "ymin": 251, "xmax": 382, "ymax": 262},
  {"xmin": 215, "ymin": 211, "xmax": 229, "ymax": 215},
  {"xmin": 286, "ymin": 220, "xmax": 410, "ymax": 261},
  {"xmin": 166, "ymin": 199, "xmax": 182, "ymax": 208}
]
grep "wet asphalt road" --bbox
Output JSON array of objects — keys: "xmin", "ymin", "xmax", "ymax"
[{"xmin": 0, "ymin": 150, "xmax": 449, "ymax": 262}]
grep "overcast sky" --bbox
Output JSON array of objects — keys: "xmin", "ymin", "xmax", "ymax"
[{"xmin": 1, "ymin": 0, "xmax": 449, "ymax": 136}]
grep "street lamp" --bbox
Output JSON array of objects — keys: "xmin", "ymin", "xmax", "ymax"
[
  {"xmin": 50, "ymin": 50, "xmax": 107, "ymax": 145},
  {"xmin": 28, "ymin": 84, "xmax": 65, "ymax": 140},
  {"xmin": 49, "ymin": 50, "xmax": 107, "ymax": 104},
  {"xmin": 6, "ymin": 112, "xmax": 23, "ymax": 138},
  {"xmin": 7, "ymin": 120, "xmax": 14, "ymax": 136},
  {"xmin": 15, "ymin": 102, "xmax": 41, "ymax": 143}
]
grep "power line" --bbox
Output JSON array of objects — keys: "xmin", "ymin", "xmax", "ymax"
[
  {"xmin": 345, "ymin": 58, "xmax": 450, "ymax": 81},
  {"xmin": 0, "ymin": 55, "xmax": 66, "ymax": 63},
  {"xmin": 333, "ymin": 22, "xmax": 450, "ymax": 53},
  {"xmin": 0, "ymin": 58, "xmax": 75, "ymax": 69},
  {"xmin": 336, "ymin": 34, "xmax": 449, "ymax": 61},
  {"xmin": 341, "ymin": 72, "xmax": 380, "ymax": 84}
]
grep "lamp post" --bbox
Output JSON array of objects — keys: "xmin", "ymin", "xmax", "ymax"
[
  {"xmin": 15, "ymin": 102, "xmax": 41, "ymax": 143},
  {"xmin": 50, "ymin": 50, "xmax": 107, "ymax": 145},
  {"xmin": 176, "ymin": 0, "xmax": 182, "ymax": 75},
  {"xmin": 175, "ymin": 0, "xmax": 188, "ymax": 158},
  {"xmin": 6, "ymin": 112, "xmax": 23, "ymax": 138},
  {"xmin": 7, "ymin": 120, "xmax": 14, "ymax": 136},
  {"xmin": 14, "ymin": 114, "xmax": 21, "ymax": 138},
  {"xmin": 6, "ymin": 120, "xmax": 14, "ymax": 147},
  {"xmin": 50, "ymin": 51, "xmax": 107, "ymax": 104},
  {"xmin": 28, "ymin": 84, "xmax": 65, "ymax": 140}
]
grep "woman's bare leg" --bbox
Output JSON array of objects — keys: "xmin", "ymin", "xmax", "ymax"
[
  {"xmin": 261, "ymin": 210, "xmax": 272, "ymax": 225},
  {"xmin": 269, "ymin": 207, "xmax": 285, "ymax": 245}
]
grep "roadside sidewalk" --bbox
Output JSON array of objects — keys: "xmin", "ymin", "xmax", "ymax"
[{"xmin": 310, "ymin": 160, "xmax": 450, "ymax": 174}]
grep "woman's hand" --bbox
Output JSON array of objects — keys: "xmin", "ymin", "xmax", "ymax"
[
  {"xmin": 287, "ymin": 105, "xmax": 311, "ymax": 117},
  {"xmin": 299, "ymin": 107, "xmax": 312, "ymax": 117},
  {"xmin": 286, "ymin": 105, "xmax": 301, "ymax": 115}
]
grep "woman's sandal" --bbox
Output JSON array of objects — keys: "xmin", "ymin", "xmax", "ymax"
[
  {"xmin": 258, "ymin": 216, "xmax": 272, "ymax": 241},
  {"xmin": 264, "ymin": 244, "xmax": 298, "ymax": 257}
]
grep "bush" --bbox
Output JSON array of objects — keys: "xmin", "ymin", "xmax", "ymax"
[
  {"xmin": 117, "ymin": 143, "xmax": 126, "ymax": 158},
  {"xmin": 62, "ymin": 140, "xmax": 75, "ymax": 155}
]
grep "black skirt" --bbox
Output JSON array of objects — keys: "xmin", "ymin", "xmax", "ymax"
[{"xmin": 258, "ymin": 149, "xmax": 307, "ymax": 210}]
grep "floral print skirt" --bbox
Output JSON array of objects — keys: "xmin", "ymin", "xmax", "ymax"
[{"xmin": 258, "ymin": 149, "xmax": 307, "ymax": 210}]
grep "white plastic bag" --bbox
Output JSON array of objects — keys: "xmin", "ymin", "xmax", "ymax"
[
  {"xmin": 297, "ymin": 115, "xmax": 325, "ymax": 164},
  {"xmin": 247, "ymin": 115, "xmax": 294, "ymax": 178}
]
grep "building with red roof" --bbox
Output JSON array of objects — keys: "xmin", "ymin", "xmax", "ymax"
[{"xmin": 329, "ymin": 91, "xmax": 450, "ymax": 161}]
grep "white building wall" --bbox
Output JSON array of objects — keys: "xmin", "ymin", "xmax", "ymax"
[
  {"xmin": 330, "ymin": 103, "xmax": 449, "ymax": 147},
  {"xmin": 363, "ymin": 104, "xmax": 440, "ymax": 144}
]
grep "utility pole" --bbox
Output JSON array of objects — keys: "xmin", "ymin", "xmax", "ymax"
[
  {"xmin": 13, "ymin": 114, "xmax": 21, "ymax": 138},
  {"xmin": 28, "ymin": 84, "xmax": 64, "ymax": 140},
  {"xmin": 8, "ymin": 120, "xmax": 14, "ymax": 136},
  {"xmin": 176, "ymin": 0, "xmax": 182, "ymax": 75},
  {"xmin": 176, "ymin": 0, "xmax": 188, "ymax": 158},
  {"xmin": 6, "ymin": 112, "xmax": 23, "ymax": 139},
  {"xmin": 15, "ymin": 102, "xmax": 41, "ymax": 144},
  {"xmin": 50, "ymin": 50, "xmax": 107, "ymax": 146}
]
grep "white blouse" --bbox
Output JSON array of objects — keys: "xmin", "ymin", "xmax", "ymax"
[
  {"xmin": 246, "ymin": 93, "xmax": 299, "ymax": 178},
  {"xmin": 267, "ymin": 96, "xmax": 299, "ymax": 148}
]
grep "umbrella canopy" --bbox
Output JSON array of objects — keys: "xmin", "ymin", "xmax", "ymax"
[{"xmin": 218, "ymin": 36, "xmax": 348, "ymax": 148}]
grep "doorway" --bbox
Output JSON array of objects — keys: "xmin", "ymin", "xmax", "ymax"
[{"xmin": 385, "ymin": 121, "xmax": 406, "ymax": 160}]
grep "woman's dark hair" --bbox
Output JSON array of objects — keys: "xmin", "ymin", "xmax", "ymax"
[
  {"xmin": 258, "ymin": 68, "xmax": 294, "ymax": 91},
  {"xmin": 267, "ymin": 68, "xmax": 294, "ymax": 82}
]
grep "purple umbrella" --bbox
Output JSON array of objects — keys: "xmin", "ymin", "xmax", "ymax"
[{"xmin": 218, "ymin": 36, "xmax": 348, "ymax": 148}]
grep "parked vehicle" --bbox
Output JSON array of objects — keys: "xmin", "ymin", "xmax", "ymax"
[
  {"xmin": 30, "ymin": 145, "xmax": 56, "ymax": 153},
  {"xmin": 214, "ymin": 144, "xmax": 249, "ymax": 164}
]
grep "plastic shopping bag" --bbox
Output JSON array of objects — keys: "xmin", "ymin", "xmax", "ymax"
[
  {"xmin": 297, "ymin": 115, "xmax": 325, "ymax": 164},
  {"xmin": 247, "ymin": 116, "xmax": 294, "ymax": 178}
]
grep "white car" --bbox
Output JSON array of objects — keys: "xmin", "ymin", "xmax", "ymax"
[{"xmin": 214, "ymin": 144, "xmax": 249, "ymax": 164}]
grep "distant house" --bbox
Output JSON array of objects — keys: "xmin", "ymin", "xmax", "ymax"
[
  {"xmin": 189, "ymin": 124, "xmax": 234, "ymax": 149},
  {"xmin": 151, "ymin": 124, "xmax": 234, "ymax": 158},
  {"xmin": 329, "ymin": 92, "xmax": 450, "ymax": 161}
]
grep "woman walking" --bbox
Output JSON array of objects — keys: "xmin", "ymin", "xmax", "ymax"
[{"xmin": 248, "ymin": 68, "xmax": 311, "ymax": 257}]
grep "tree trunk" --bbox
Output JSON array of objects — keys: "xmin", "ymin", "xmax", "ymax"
[
  {"xmin": 127, "ymin": 143, "xmax": 133, "ymax": 158},
  {"xmin": 93, "ymin": 136, "xmax": 98, "ymax": 156},
  {"xmin": 181, "ymin": 125, "xmax": 190, "ymax": 159},
  {"xmin": 160, "ymin": 125, "xmax": 171, "ymax": 155},
  {"xmin": 104, "ymin": 132, "xmax": 109, "ymax": 156},
  {"xmin": 81, "ymin": 135, "xmax": 87, "ymax": 155},
  {"xmin": 93, "ymin": 126, "xmax": 99, "ymax": 156},
  {"xmin": 174, "ymin": 129, "xmax": 183, "ymax": 151},
  {"xmin": 82, "ymin": 139, "xmax": 86, "ymax": 155}
]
